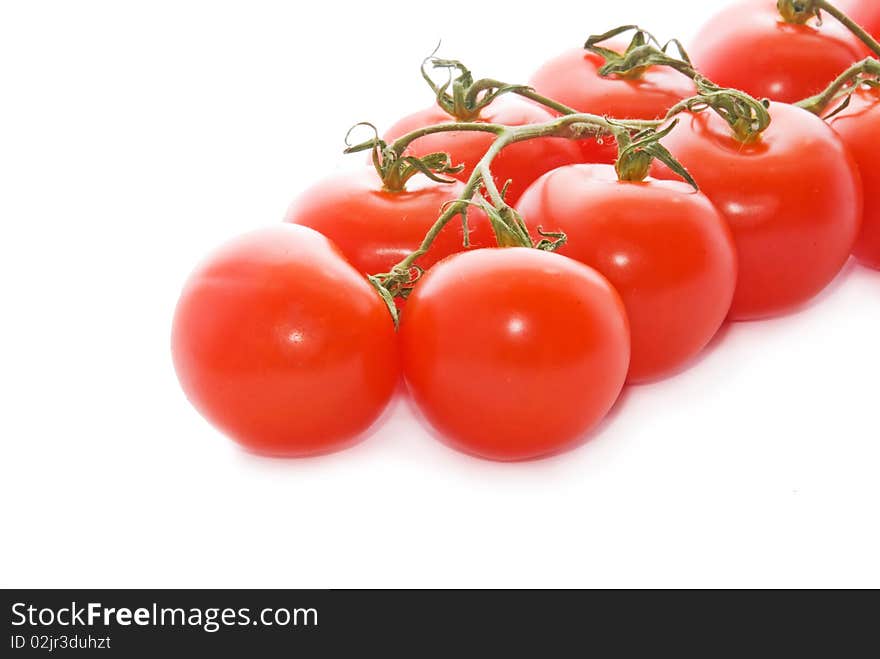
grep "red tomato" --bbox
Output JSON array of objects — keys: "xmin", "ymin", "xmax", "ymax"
[
  {"xmin": 690, "ymin": 0, "xmax": 868, "ymax": 104},
  {"xmin": 400, "ymin": 248, "xmax": 630, "ymax": 461},
  {"xmin": 828, "ymin": 86, "xmax": 880, "ymax": 269},
  {"xmin": 285, "ymin": 168, "xmax": 493, "ymax": 276},
  {"xmin": 382, "ymin": 94, "xmax": 582, "ymax": 204},
  {"xmin": 172, "ymin": 225, "xmax": 399, "ymax": 456},
  {"xmin": 839, "ymin": 0, "xmax": 880, "ymax": 38},
  {"xmin": 652, "ymin": 101, "xmax": 862, "ymax": 320},
  {"xmin": 516, "ymin": 164, "xmax": 737, "ymax": 383},
  {"xmin": 529, "ymin": 47, "xmax": 696, "ymax": 163}
]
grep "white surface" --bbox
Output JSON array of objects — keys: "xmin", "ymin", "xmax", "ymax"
[{"xmin": 1, "ymin": 0, "xmax": 878, "ymax": 589}]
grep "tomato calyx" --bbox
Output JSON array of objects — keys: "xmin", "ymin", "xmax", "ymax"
[
  {"xmin": 666, "ymin": 78, "xmax": 772, "ymax": 143},
  {"xmin": 587, "ymin": 29, "xmax": 772, "ymax": 142},
  {"xmin": 362, "ymin": 114, "xmax": 691, "ymax": 324},
  {"xmin": 344, "ymin": 122, "xmax": 464, "ymax": 192},
  {"xmin": 467, "ymin": 195, "xmax": 567, "ymax": 251},
  {"xmin": 421, "ymin": 54, "xmax": 586, "ymax": 119},
  {"xmin": 777, "ymin": 0, "xmax": 821, "ymax": 25},
  {"xmin": 585, "ymin": 25, "xmax": 695, "ymax": 80},
  {"xmin": 615, "ymin": 121, "xmax": 697, "ymax": 188},
  {"xmin": 797, "ymin": 57, "xmax": 880, "ymax": 116},
  {"xmin": 355, "ymin": 58, "xmax": 695, "ymax": 324},
  {"xmin": 421, "ymin": 55, "xmax": 532, "ymax": 122},
  {"xmin": 777, "ymin": 1, "xmax": 880, "ymax": 56},
  {"xmin": 367, "ymin": 191, "xmax": 569, "ymax": 327}
]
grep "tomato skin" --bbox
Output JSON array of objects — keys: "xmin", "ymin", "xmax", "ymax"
[
  {"xmin": 399, "ymin": 248, "xmax": 630, "ymax": 462},
  {"xmin": 651, "ymin": 101, "xmax": 862, "ymax": 320},
  {"xmin": 838, "ymin": 0, "xmax": 880, "ymax": 38},
  {"xmin": 529, "ymin": 48, "xmax": 696, "ymax": 163},
  {"xmin": 171, "ymin": 225, "xmax": 399, "ymax": 456},
  {"xmin": 382, "ymin": 95, "xmax": 582, "ymax": 204},
  {"xmin": 689, "ymin": 0, "xmax": 868, "ymax": 104},
  {"xmin": 828, "ymin": 87, "xmax": 880, "ymax": 269},
  {"xmin": 285, "ymin": 168, "xmax": 493, "ymax": 276},
  {"xmin": 516, "ymin": 165, "xmax": 737, "ymax": 383}
]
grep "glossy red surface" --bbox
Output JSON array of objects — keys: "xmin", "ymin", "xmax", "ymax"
[
  {"xmin": 172, "ymin": 225, "xmax": 399, "ymax": 456},
  {"xmin": 689, "ymin": 0, "xmax": 868, "ymax": 104},
  {"xmin": 652, "ymin": 101, "xmax": 862, "ymax": 320},
  {"xmin": 828, "ymin": 86, "xmax": 880, "ymax": 269},
  {"xmin": 529, "ymin": 47, "xmax": 696, "ymax": 163},
  {"xmin": 517, "ymin": 165, "xmax": 737, "ymax": 382},
  {"xmin": 285, "ymin": 168, "xmax": 493, "ymax": 276},
  {"xmin": 399, "ymin": 248, "xmax": 630, "ymax": 462}
]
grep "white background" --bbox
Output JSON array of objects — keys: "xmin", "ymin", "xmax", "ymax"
[{"xmin": 2, "ymin": 0, "xmax": 878, "ymax": 589}]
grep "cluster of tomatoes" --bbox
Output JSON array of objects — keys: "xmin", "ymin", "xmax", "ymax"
[{"xmin": 172, "ymin": 0, "xmax": 880, "ymax": 462}]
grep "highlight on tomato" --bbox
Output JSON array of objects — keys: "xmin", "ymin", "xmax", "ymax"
[
  {"xmin": 516, "ymin": 162, "xmax": 737, "ymax": 383},
  {"xmin": 171, "ymin": 225, "xmax": 400, "ymax": 457},
  {"xmin": 382, "ymin": 58, "xmax": 581, "ymax": 204},
  {"xmin": 826, "ymin": 85, "xmax": 880, "ymax": 269},
  {"xmin": 285, "ymin": 133, "xmax": 493, "ymax": 277},
  {"xmin": 529, "ymin": 27, "xmax": 696, "ymax": 164},
  {"xmin": 689, "ymin": 0, "xmax": 869, "ymax": 104},
  {"xmin": 399, "ymin": 247, "xmax": 631, "ymax": 462},
  {"xmin": 652, "ymin": 99, "xmax": 862, "ymax": 320}
]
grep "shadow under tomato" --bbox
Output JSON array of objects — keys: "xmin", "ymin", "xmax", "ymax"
[
  {"xmin": 626, "ymin": 258, "xmax": 861, "ymax": 388},
  {"xmin": 854, "ymin": 261, "xmax": 880, "ymax": 287},
  {"xmin": 627, "ymin": 320, "xmax": 735, "ymax": 389},
  {"xmin": 729, "ymin": 257, "xmax": 858, "ymax": 324}
]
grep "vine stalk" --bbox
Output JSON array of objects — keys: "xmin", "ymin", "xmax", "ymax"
[
  {"xmin": 366, "ymin": 112, "xmax": 660, "ymax": 323},
  {"xmin": 796, "ymin": 57, "xmax": 880, "ymax": 115},
  {"xmin": 777, "ymin": 1, "xmax": 880, "ymax": 57}
]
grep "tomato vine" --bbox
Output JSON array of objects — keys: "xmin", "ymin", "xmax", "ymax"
[{"xmin": 777, "ymin": 0, "xmax": 880, "ymax": 57}]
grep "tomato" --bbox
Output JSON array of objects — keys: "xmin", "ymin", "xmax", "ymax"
[
  {"xmin": 529, "ymin": 47, "xmax": 696, "ymax": 163},
  {"xmin": 651, "ymin": 101, "xmax": 862, "ymax": 320},
  {"xmin": 689, "ymin": 0, "xmax": 868, "ymax": 104},
  {"xmin": 516, "ymin": 165, "xmax": 737, "ymax": 383},
  {"xmin": 839, "ymin": 0, "xmax": 880, "ymax": 38},
  {"xmin": 399, "ymin": 248, "xmax": 630, "ymax": 461},
  {"xmin": 171, "ymin": 225, "xmax": 399, "ymax": 456},
  {"xmin": 285, "ymin": 168, "xmax": 493, "ymax": 276},
  {"xmin": 382, "ymin": 94, "xmax": 582, "ymax": 204},
  {"xmin": 827, "ymin": 86, "xmax": 880, "ymax": 269}
]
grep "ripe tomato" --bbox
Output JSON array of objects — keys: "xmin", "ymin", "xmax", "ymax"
[
  {"xmin": 285, "ymin": 168, "xmax": 493, "ymax": 276},
  {"xmin": 529, "ymin": 47, "xmax": 696, "ymax": 163},
  {"xmin": 827, "ymin": 86, "xmax": 880, "ymax": 269},
  {"xmin": 839, "ymin": 0, "xmax": 880, "ymax": 38},
  {"xmin": 516, "ymin": 165, "xmax": 737, "ymax": 383},
  {"xmin": 172, "ymin": 225, "xmax": 399, "ymax": 456},
  {"xmin": 652, "ymin": 101, "xmax": 862, "ymax": 320},
  {"xmin": 400, "ymin": 248, "xmax": 630, "ymax": 461},
  {"xmin": 382, "ymin": 94, "xmax": 582, "ymax": 204},
  {"xmin": 689, "ymin": 0, "xmax": 868, "ymax": 103}
]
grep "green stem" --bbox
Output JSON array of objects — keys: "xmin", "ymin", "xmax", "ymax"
[
  {"xmin": 377, "ymin": 113, "xmax": 647, "ymax": 275},
  {"xmin": 797, "ymin": 57, "xmax": 880, "ymax": 115},
  {"xmin": 577, "ymin": 28, "xmax": 772, "ymax": 141},
  {"xmin": 662, "ymin": 83, "xmax": 772, "ymax": 142},
  {"xmin": 509, "ymin": 86, "xmax": 578, "ymax": 116},
  {"xmin": 778, "ymin": 1, "xmax": 880, "ymax": 57},
  {"xmin": 514, "ymin": 86, "xmax": 663, "ymax": 130},
  {"xmin": 457, "ymin": 78, "xmax": 555, "ymax": 113},
  {"xmin": 600, "ymin": 44, "xmax": 701, "ymax": 81},
  {"xmin": 389, "ymin": 85, "xmax": 661, "ymax": 149},
  {"xmin": 818, "ymin": 1, "xmax": 880, "ymax": 57},
  {"xmin": 389, "ymin": 122, "xmax": 507, "ymax": 154},
  {"xmin": 365, "ymin": 109, "xmax": 699, "ymax": 325}
]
